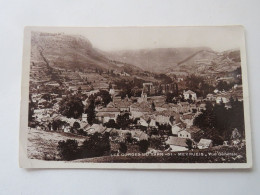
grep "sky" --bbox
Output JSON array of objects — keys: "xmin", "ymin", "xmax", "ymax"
[{"xmin": 28, "ymin": 26, "xmax": 244, "ymax": 52}]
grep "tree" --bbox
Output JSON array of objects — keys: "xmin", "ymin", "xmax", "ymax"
[
  {"xmin": 119, "ymin": 142, "xmax": 127, "ymax": 153},
  {"xmin": 139, "ymin": 140, "xmax": 149, "ymax": 153},
  {"xmin": 42, "ymin": 93, "xmax": 51, "ymax": 101},
  {"xmin": 116, "ymin": 113, "xmax": 131, "ymax": 129},
  {"xmin": 151, "ymin": 102, "xmax": 156, "ymax": 111},
  {"xmin": 78, "ymin": 87, "xmax": 82, "ymax": 93},
  {"xmin": 104, "ymin": 119, "xmax": 119, "ymax": 128},
  {"xmin": 80, "ymin": 132, "xmax": 110, "ymax": 158},
  {"xmin": 28, "ymin": 95, "xmax": 34, "ymax": 124},
  {"xmin": 57, "ymin": 139, "xmax": 79, "ymax": 160},
  {"xmin": 125, "ymin": 132, "xmax": 133, "ymax": 143},
  {"xmin": 59, "ymin": 95, "xmax": 84, "ymax": 119},
  {"xmin": 194, "ymin": 100, "xmax": 245, "ymax": 141},
  {"xmin": 194, "ymin": 102, "xmax": 216, "ymax": 130},
  {"xmin": 150, "ymin": 138, "xmax": 163, "ymax": 150},
  {"xmin": 52, "ymin": 120, "xmax": 66, "ymax": 131},
  {"xmin": 166, "ymin": 92, "xmax": 175, "ymax": 103},
  {"xmin": 109, "ymin": 83, "xmax": 112, "ymax": 89},
  {"xmin": 73, "ymin": 121, "xmax": 80, "ymax": 129},
  {"xmin": 98, "ymin": 90, "xmax": 112, "ymax": 106},
  {"xmin": 186, "ymin": 139, "xmax": 193, "ymax": 150},
  {"xmin": 86, "ymin": 99, "xmax": 95, "ymax": 125}
]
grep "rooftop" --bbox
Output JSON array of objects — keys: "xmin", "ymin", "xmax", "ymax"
[{"xmin": 166, "ymin": 137, "xmax": 188, "ymax": 147}]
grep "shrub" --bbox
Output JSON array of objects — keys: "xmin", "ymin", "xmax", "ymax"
[
  {"xmin": 57, "ymin": 139, "xmax": 79, "ymax": 161},
  {"xmin": 80, "ymin": 132, "xmax": 110, "ymax": 158},
  {"xmin": 139, "ymin": 140, "xmax": 149, "ymax": 153},
  {"xmin": 119, "ymin": 142, "xmax": 127, "ymax": 153}
]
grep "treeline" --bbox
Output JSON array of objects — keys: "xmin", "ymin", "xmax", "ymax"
[
  {"xmin": 194, "ymin": 98, "xmax": 244, "ymax": 143},
  {"xmin": 57, "ymin": 132, "xmax": 150, "ymax": 161},
  {"xmin": 57, "ymin": 133, "xmax": 110, "ymax": 160},
  {"xmin": 58, "ymin": 90, "xmax": 112, "ymax": 121},
  {"xmin": 114, "ymin": 77, "xmax": 146, "ymax": 98},
  {"xmin": 185, "ymin": 74, "xmax": 214, "ymax": 98}
]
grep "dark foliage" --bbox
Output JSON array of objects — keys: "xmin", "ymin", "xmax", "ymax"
[
  {"xmin": 185, "ymin": 74, "xmax": 214, "ymax": 98},
  {"xmin": 59, "ymin": 95, "xmax": 84, "ymax": 119},
  {"xmin": 81, "ymin": 132, "xmax": 111, "ymax": 158},
  {"xmin": 104, "ymin": 119, "xmax": 119, "ymax": 129},
  {"xmin": 149, "ymin": 138, "xmax": 163, "ymax": 150},
  {"xmin": 116, "ymin": 113, "xmax": 132, "ymax": 129},
  {"xmin": 57, "ymin": 139, "xmax": 79, "ymax": 161},
  {"xmin": 73, "ymin": 121, "xmax": 80, "ymax": 129},
  {"xmin": 216, "ymin": 81, "xmax": 233, "ymax": 91},
  {"xmin": 186, "ymin": 139, "xmax": 193, "ymax": 150},
  {"xmin": 139, "ymin": 140, "xmax": 149, "ymax": 153},
  {"xmin": 154, "ymin": 74, "xmax": 172, "ymax": 84},
  {"xmin": 42, "ymin": 93, "xmax": 52, "ymax": 101},
  {"xmin": 52, "ymin": 120, "xmax": 67, "ymax": 131},
  {"xmin": 194, "ymin": 99, "xmax": 244, "ymax": 141},
  {"xmin": 97, "ymin": 90, "xmax": 112, "ymax": 106},
  {"xmin": 119, "ymin": 142, "xmax": 127, "ymax": 153},
  {"xmin": 85, "ymin": 99, "xmax": 95, "ymax": 125}
]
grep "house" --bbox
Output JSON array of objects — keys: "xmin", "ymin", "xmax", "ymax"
[
  {"xmin": 154, "ymin": 102, "xmax": 168, "ymax": 112},
  {"xmin": 96, "ymin": 112, "xmax": 118, "ymax": 124},
  {"xmin": 171, "ymin": 124, "xmax": 182, "ymax": 136},
  {"xmin": 206, "ymin": 93, "xmax": 215, "ymax": 101},
  {"xmin": 178, "ymin": 102, "xmax": 190, "ymax": 113},
  {"xmin": 216, "ymin": 96, "xmax": 229, "ymax": 104},
  {"xmin": 85, "ymin": 124, "xmax": 106, "ymax": 134},
  {"xmin": 197, "ymin": 139, "xmax": 213, "ymax": 149},
  {"xmin": 138, "ymin": 118, "xmax": 149, "ymax": 127},
  {"xmin": 82, "ymin": 113, "xmax": 88, "ymax": 122},
  {"xmin": 114, "ymin": 99, "xmax": 132, "ymax": 112},
  {"xmin": 131, "ymin": 130, "xmax": 149, "ymax": 141},
  {"xmin": 198, "ymin": 103, "xmax": 206, "ymax": 111},
  {"xmin": 149, "ymin": 119, "xmax": 157, "ymax": 128},
  {"xmin": 96, "ymin": 107, "xmax": 120, "ymax": 123},
  {"xmin": 189, "ymin": 104, "xmax": 197, "ymax": 113},
  {"xmin": 64, "ymin": 125, "xmax": 71, "ymax": 133},
  {"xmin": 153, "ymin": 110, "xmax": 176, "ymax": 125},
  {"xmin": 130, "ymin": 102, "xmax": 153, "ymax": 119},
  {"xmin": 137, "ymin": 92, "xmax": 148, "ymax": 103},
  {"xmin": 183, "ymin": 90, "xmax": 197, "ymax": 100},
  {"xmin": 180, "ymin": 112, "xmax": 195, "ymax": 128},
  {"xmin": 165, "ymin": 136, "xmax": 189, "ymax": 151},
  {"xmin": 178, "ymin": 126, "xmax": 201, "ymax": 139}
]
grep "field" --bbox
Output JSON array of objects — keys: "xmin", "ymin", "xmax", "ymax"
[{"xmin": 27, "ymin": 128, "xmax": 86, "ymax": 160}]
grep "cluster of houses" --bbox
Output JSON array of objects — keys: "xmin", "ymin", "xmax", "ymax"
[{"xmin": 30, "ymin": 63, "xmax": 243, "ymax": 153}]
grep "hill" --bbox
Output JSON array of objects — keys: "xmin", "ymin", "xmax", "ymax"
[
  {"xmin": 177, "ymin": 49, "xmax": 241, "ymax": 75},
  {"xmin": 106, "ymin": 47, "xmax": 209, "ymax": 73},
  {"xmin": 31, "ymin": 32, "xmax": 143, "ymax": 74},
  {"xmin": 106, "ymin": 48, "xmax": 241, "ymax": 75}
]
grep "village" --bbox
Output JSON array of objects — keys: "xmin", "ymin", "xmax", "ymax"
[{"xmin": 28, "ymin": 60, "xmax": 245, "ymax": 160}]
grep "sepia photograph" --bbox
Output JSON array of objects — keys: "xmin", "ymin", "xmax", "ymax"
[{"xmin": 19, "ymin": 26, "xmax": 252, "ymax": 169}]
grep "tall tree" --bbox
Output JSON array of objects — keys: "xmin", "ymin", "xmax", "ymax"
[
  {"xmin": 59, "ymin": 95, "xmax": 84, "ymax": 119},
  {"xmin": 86, "ymin": 99, "xmax": 95, "ymax": 125}
]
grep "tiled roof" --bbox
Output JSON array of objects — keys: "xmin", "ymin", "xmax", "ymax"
[
  {"xmin": 198, "ymin": 139, "xmax": 212, "ymax": 146},
  {"xmin": 183, "ymin": 90, "xmax": 196, "ymax": 95},
  {"xmin": 96, "ymin": 112, "xmax": 116, "ymax": 117},
  {"xmin": 166, "ymin": 137, "xmax": 188, "ymax": 147},
  {"xmin": 98, "ymin": 107, "xmax": 120, "ymax": 112},
  {"xmin": 184, "ymin": 126, "xmax": 201, "ymax": 134}
]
